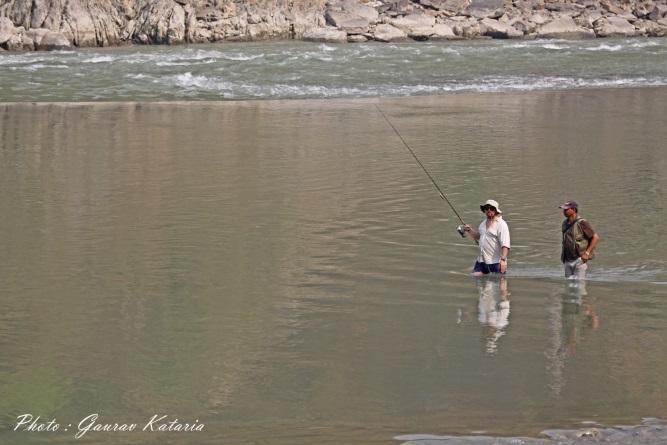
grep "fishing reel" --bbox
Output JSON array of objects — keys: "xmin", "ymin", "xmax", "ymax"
[{"xmin": 456, "ymin": 225, "xmax": 467, "ymax": 238}]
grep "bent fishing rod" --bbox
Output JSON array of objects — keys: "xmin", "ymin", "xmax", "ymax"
[{"xmin": 375, "ymin": 104, "xmax": 476, "ymax": 243}]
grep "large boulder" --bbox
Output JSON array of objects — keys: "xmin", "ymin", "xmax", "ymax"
[
  {"xmin": 291, "ymin": 10, "xmax": 327, "ymax": 39},
  {"xmin": 594, "ymin": 16, "xmax": 637, "ymax": 37},
  {"xmin": 347, "ymin": 34, "xmax": 368, "ymax": 42},
  {"xmin": 3, "ymin": 33, "xmax": 21, "ymax": 51},
  {"xmin": 465, "ymin": 0, "xmax": 505, "ymax": 19},
  {"xmin": 634, "ymin": 19, "xmax": 667, "ymax": 37},
  {"xmin": 339, "ymin": 1, "xmax": 379, "ymax": 23},
  {"xmin": 302, "ymin": 27, "xmax": 348, "ymax": 42},
  {"xmin": 408, "ymin": 26, "xmax": 435, "ymax": 40},
  {"xmin": 648, "ymin": 4, "xmax": 667, "ymax": 21},
  {"xmin": 36, "ymin": 30, "xmax": 71, "ymax": 50},
  {"xmin": 373, "ymin": 23, "xmax": 408, "ymax": 42},
  {"xmin": 388, "ymin": 13, "xmax": 436, "ymax": 33},
  {"xmin": 575, "ymin": 10, "xmax": 603, "ymax": 27},
  {"xmin": 480, "ymin": 18, "xmax": 523, "ymax": 38},
  {"xmin": 431, "ymin": 23, "xmax": 458, "ymax": 39},
  {"xmin": 536, "ymin": 16, "xmax": 596, "ymax": 39},
  {"xmin": 326, "ymin": 10, "xmax": 372, "ymax": 33},
  {"xmin": 600, "ymin": 0, "xmax": 626, "ymax": 15},
  {"xmin": 25, "ymin": 28, "xmax": 50, "ymax": 46},
  {"xmin": 418, "ymin": 0, "xmax": 469, "ymax": 15},
  {"xmin": 451, "ymin": 18, "xmax": 482, "ymax": 38},
  {"xmin": 131, "ymin": 0, "xmax": 186, "ymax": 44},
  {"xmin": 529, "ymin": 13, "xmax": 550, "ymax": 26},
  {"xmin": 0, "ymin": 17, "xmax": 17, "ymax": 45}
]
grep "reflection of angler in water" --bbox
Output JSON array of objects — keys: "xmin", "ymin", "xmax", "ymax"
[
  {"xmin": 476, "ymin": 276, "xmax": 510, "ymax": 355},
  {"xmin": 545, "ymin": 280, "xmax": 600, "ymax": 397}
]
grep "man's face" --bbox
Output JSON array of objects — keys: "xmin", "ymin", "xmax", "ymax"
[
  {"xmin": 482, "ymin": 205, "xmax": 497, "ymax": 218},
  {"xmin": 563, "ymin": 207, "xmax": 576, "ymax": 218}
]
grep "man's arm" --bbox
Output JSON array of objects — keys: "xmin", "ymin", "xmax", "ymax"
[
  {"xmin": 499, "ymin": 246, "xmax": 509, "ymax": 273},
  {"xmin": 582, "ymin": 232, "xmax": 600, "ymax": 262},
  {"xmin": 463, "ymin": 224, "xmax": 480, "ymax": 241}
]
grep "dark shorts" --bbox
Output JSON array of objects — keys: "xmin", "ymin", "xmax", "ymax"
[{"xmin": 472, "ymin": 261, "xmax": 502, "ymax": 274}]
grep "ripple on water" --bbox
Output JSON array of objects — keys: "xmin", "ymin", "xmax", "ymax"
[{"xmin": 396, "ymin": 418, "xmax": 667, "ymax": 445}]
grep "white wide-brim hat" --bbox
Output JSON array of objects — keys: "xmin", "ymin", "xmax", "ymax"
[{"xmin": 480, "ymin": 199, "xmax": 502, "ymax": 214}]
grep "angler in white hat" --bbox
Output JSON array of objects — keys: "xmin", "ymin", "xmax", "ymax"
[{"xmin": 463, "ymin": 199, "xmax": 511, "ymax": 276}]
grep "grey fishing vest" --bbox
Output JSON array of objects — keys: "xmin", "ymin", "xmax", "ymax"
[{"xmin": 561, "ymin": 217, "xmax": 592, "ymax": 262}]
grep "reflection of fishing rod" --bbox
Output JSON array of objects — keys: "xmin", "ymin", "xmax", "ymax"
[{"xmin": 375, "ymin": 104, "xmax": 476, "ymax": 243}]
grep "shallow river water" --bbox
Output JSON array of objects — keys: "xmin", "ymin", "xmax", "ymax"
[{"xmin": 1, "ymin": 87, "xmax": 666, "ymax": 444}]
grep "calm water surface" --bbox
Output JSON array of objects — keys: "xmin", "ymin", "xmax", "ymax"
[{"xmin": 1, "ymin": 88, "xmax": 666, "ymax": 444}]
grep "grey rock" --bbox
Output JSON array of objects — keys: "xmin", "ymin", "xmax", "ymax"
[
  {"xmin": 382, "ymin": 0, "xmax": 415, "ymax": 14},
  {"xmin": 25, "ymin": 28, "xmax": 50, "ymax": 46},
  {"xmin": 511, "ymin": 19, "xmax": 535, "ymax": 34},
  {"xmin": 465, "ymin": 0, "xmax": 505, "ymax": 19},
  {"xmin": 419, "ymin": 0, "xmax": 469, "ymax": 15},
  {"xmin": 4, "ymin": 33, "xmax": 23, "ymax": 51},
  {"xmin": 460, "ymin": 19, "xmax": 482, "ymax": 37},
  {"xmin": 635, "ymin": 19, "xmax": 667, "ymax": 36},
  {"xmin": 480, "ymin": 17, "xmax": 523, "ymax": 38},
  {"xmin": 131, "ymin": 0, "xmax": 186, "ymax": 44},
  {"xmin": 292, "ymin": 10, "xmax": 326, "ymax": 39},
  {"xmin": 408, "ymin": 25, "xmax": 436, "ymax": 40},
  {"xmin": 347, "ymin": 33, "xmax": 368, "ymax": 42},
  {"xmin": 185, "ymin": 4, "xmax": 197, "ymax": 42},
  {"xmin": 594, "ymin": 16, "xmax": 636, "ymax": 37},
  {"xmin": 22, "ymin": 34, "xmax": 35, "ymax": 51},
  {"xmin": 600, "ymin": 0, "xmax": 626, "ymax": 15},
  {"xmin": 389, "ymin": 13, "xmax": 436, "ymax": 33},
  {"xmin": 0, "ymin": 16, "xmax": 16, "ymax": 45},
  {"xmin": 340, "ymin": 2, "xmax": 379, "ymax": 23},
  {"xmin": 326, "ymin": 10, "xmax": 371, "ymax": 32},
  {"xmin": 575, "ymin": 10, "xmax": 603, "ymax": 27},
  {"xmin": 617, "ymin": 11, "xmax": 638, "ymax": 23},
  {"xmin": 302, "ymin": 27, "xmax": 348, "ymax": 42},
  {"xmin": 4, "ymin": 32, "xmax": 35, "ymax": 51},
  {"xmin": 469, "ymin": 0, "xmax": 504, "ymax": 9},
  {"xmin": 545, "ymin": 2, "xmax": 579, "ymax": 12},
  {"xmin": 431, "ymin": 23, "xmax": 458, "ymax": 39},
  {"xmin": 537, "ymin": 16, "xmax": 596, "ymax": 38},
  {"xmin": 648, "ymin": 4, "xmax": 667, "ymax": 21},
  {"xmin": 529, "ymin": 13, "xmax": 550, "ymax": 25},
  {"xmin": 372, "ymin": 23, "xmax": 408, "ymax": 41},
  {"xmin": 36, "ymin": 30, "xmax": 71, "ymax": 50}
]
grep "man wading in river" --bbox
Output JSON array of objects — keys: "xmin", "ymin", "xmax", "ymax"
[
  {"xmin": 559, "ymin": 201, "xmax": 600, "ymax": 279},
  {"xmin": 464, "ymin": 199, "xmax": 510, "ymax": 276}
]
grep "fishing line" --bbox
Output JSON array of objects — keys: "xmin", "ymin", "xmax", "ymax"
[{"xmin": 375, "ymin": 104, "xmax": 469, "ymax": 227}]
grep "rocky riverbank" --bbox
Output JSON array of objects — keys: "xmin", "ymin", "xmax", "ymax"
[{"xmin": 1, "ymin": 0, "xmax": 666, "ymax": 52}]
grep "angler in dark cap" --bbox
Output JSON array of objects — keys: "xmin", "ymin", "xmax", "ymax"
[{"xmin": 559, "ymin": 201, "xmax": 600, "ymax": 279}]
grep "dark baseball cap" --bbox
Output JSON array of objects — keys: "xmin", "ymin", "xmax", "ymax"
[{"xmin": 558, "ymin": 201, "xmax": 578, "ymax": 210}]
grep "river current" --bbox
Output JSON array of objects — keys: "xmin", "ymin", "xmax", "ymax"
[
  {"xmin": 1, "ymin": 38, "xmax": 667, "ymax": 101},
  {"xmin": 1, "ymin": 38, "xmax": 667, "ymax": 445}
]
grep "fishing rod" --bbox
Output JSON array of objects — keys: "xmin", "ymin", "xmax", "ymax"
[{"xmin": 375, "ymin": 104, "xmax": 475, "ymax": 242}]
